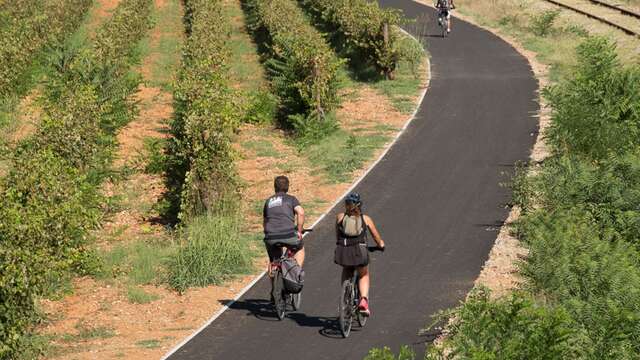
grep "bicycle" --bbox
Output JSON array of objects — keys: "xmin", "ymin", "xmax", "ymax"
[
  {"xmin": 338, "ymin": 246, "xmax": 384, "ymax": 338},
  {"xmin": 269, "ymin": 229, "xmax": 311, "ymax": 320},
  {"xmin": 438, "ymin": 9, "xmax": 449, "ymax": 38}
]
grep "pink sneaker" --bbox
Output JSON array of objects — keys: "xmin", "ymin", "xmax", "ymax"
[{"xmin": 358, "ymin": 297, "xmax": 370, "ymax": 316}]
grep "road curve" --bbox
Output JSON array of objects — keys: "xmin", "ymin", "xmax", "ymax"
[{"xmin": 166, "ymin": 1, "xmax": 538, "ymax": 358}]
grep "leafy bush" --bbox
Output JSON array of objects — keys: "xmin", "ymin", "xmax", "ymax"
[
  {"xmin": 428, "ymin": 289, "xmax": 589, "ymax": 359},
  {"xmin": 0, "ymin": 0, "xmax": 92, "ymax": 97},
  {"xmin": 300, "ymin": 0, "xmax": 402, "ymax": 79},
  {"xmin": 517, "ymin": 210, "xmax": 640, "ymax": 358},
  {"xmin": 515, "ymin": 154, "xmax": 640, "ymax": 245},
  {"xmin": 544, "ymin": 37, "xmax": 640, "ymax": 160},
  {"xmin": 0, "ymin": 0, "xmax": 152, "ymax": 356},
  {"xmin": 426, "ymin": 36, "xmax": 640, "ymax": 360},
  {"xmin": 168, "ymin": 0, "xmax": 242, "ymax": 219},
  {"xmin": 245, "ymin": 89, "xmax": 278, "ymax": 124},
  {"xmin": 529, "ymin": 9, "xmax": 560, "ymax": 37},
  {"xmin": 245, "ymin": 0, "xmax": 342, "ymax": 133}
]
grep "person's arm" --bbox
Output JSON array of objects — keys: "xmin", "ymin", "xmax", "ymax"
[
  {"xmin": 363, "ymin": 215, "xmax": 385, "ymax": 249},
  {"xmin": 262, "ymin": 201, "xmax": 268, "ymax": 231},
  {"xmin": 336, "ymin": 213, "xmax": 346, "ymax": 240},
  {"xmin": 294, "ymin": 205, "xmax": 305, "ymax": 239}
]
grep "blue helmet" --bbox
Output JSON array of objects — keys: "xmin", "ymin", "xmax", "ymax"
[{"xmin": 345, "ymin": 192, "xmax": 362, "ymax": 206}]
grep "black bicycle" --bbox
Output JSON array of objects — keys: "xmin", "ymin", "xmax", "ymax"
[
  {"xmin": 270, "ymin": 229, "xmax": 311, "ymax": 320},
  {"xmin": 338, "ymin": 246, "xmax": 384, "ymax": 338}
]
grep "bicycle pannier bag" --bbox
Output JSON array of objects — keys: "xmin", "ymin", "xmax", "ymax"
[{"xmin": 281, "ymin": 257, "xmax": 305, "ymax": 294}]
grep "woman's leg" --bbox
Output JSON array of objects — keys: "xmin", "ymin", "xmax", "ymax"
[
  {"xmin": 341, "ymin": 266, "xmax": 354, "ymax": 283},
  {"xmin": 357, "ymin": 266, "xmax": 370, "ymax": 299}
]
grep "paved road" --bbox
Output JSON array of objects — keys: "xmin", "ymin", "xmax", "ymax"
[{"xmin": 166, "ymin": 1, "xmax": 538, "ymax": 358}]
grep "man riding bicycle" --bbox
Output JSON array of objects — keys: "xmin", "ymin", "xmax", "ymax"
[
  {"xmin": 435, "ymin": 0, "xmax": 455, "ymax": 33},
  {"xmin": 263, "ymin": 176, "xmax": 306, "ymax": 271},
  {"xmin": 334, "ymin": 193, "xmax": 385, "ymax": 316}
]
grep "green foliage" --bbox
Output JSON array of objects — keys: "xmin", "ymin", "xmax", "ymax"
[
  {"xmin": 167, "ymin": 209, "xmax": 254, "ymax": 293},
  {"xmin": 529, "ymin": 9, "xmax": 560, "ymax": 37},
  {"xmin": 429, "ymin": 289, "xmax": 589, "ymax": 359},
  {"xmin": 514, "ymin": 154, "xmax": 640, "ymax": 245},
  {"xmin": 127, "ymin": 286, "xmax": 161, "ymax": 304},
  {"xmin": 245, "ymin": 0, "xmax": 342, "ymax": 133},
  {"xmin": 168, "ymin": 0, "xmax": 242, "ymax": 220},
  {"xmin": 300, "ymin": 0, "xmax": 403, "ymax": 78},
  {"xmin": 545, "ymin": 37, "xmax": 640, "ymax": 160},
  {"xmin": 305, "ymin": 130, "xmax": 389, "ymax": 182},
  {"xmin": 365, "ymin": 346, "xmax": 416, "ymax": 360},
  {"xmin": 517, "ymin": 210, "xmax": 640, "ymax": 358},
  {"xmin": 0, "ymin": 0, "xmax": 92, "ymax": 97},
  {"xmin": 426, "ymin": 36, "xmax": 640, "ymax": 360},
  {"xmin": 244, "ymin": 89, "xmax": 278, "ymax": 124},
  {"xmin": 0, "ymin": 0, "xmax": 152, "ymax": 356}
]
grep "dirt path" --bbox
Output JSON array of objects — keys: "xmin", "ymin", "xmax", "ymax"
[{"xmin": 85, "ymin": 0, "xmax": 122, "ymax": 37}]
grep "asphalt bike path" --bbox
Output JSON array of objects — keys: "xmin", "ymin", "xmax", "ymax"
[{"xmin": 166, "ymin": 1, "xmax": 538, "ymax": 358}]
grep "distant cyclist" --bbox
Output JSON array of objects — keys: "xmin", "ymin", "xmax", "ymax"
[
  {"xmin": 435, "ymin": 0, "xmax": 455, "ymax": 33},
  {"xmin": 263, "ymin": 176, "xmax": 306, "ymax": 270},
  {"xmin": 334, "ymin": 193, "xmax": 385, "ymax": 316}
]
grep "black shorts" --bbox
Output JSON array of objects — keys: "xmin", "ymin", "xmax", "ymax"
[{"xmin": 264, "ymin": 236, "xmax": 303, "ymax": 262}]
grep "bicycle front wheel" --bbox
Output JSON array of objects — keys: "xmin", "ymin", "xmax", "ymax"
[
  {"xmin": 339, "ymin": 279, "xmax": 354, "ymax": 338},
  {"xmin": 272, "ymin": 271, "xmax": 286, "ymax": 320}
]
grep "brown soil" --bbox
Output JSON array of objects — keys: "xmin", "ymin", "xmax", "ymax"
[
  {"xmin": 8, "ymin": 89, "xmax": 41, "ymax": 144},
  {"xmin": 86, "ymin": 0, "xmax": 122, "ymax": 36}
]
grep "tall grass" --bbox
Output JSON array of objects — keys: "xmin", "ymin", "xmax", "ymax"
[{"xmin": 168, "ymin": 207, "xmax": 254, "ymax": 293}]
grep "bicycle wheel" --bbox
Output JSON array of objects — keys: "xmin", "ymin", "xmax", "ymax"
[
  {"xmin": 291, "ymin": 292, "xmax": 302, "ymax": 311},
  {"xmin": 442, "ymin": 18, "xmax": 448, "ymax": 38},
  {"xmin": 339, "ymin": 279, "xmax": 354, "ymax": 338},
  {"xmin": 272, "ymin": 271, "xmax": 286, "ymax": 320}
]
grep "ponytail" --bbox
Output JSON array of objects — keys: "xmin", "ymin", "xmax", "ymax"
[{"xmin": 345, "ymin": 202, "xmax": 361, "ymax": 217}]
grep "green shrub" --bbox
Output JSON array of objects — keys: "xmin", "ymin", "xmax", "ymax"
[
  {"xmin": 515, "ymin": 154, "xmax": 640, "ymax": 245},
  {"xmin": 0, "ymin": 0, "xmax": 92, "ymax": 97},
  {"xmin": 428, "ymin": 289, "xmax": 589, "ymax": 359},
  {"xmin": 300, "ymin": 0, "xmax": 402, "ymax": 78},
  {"xmin": 517, "ymin": 210, "xmax": 640, "ymax": 358},
  {"xmin": 530, "ymin": 9, "xmax": 560, "ymax": 37},
  {"xmin": 544, "ymin": 37, "xmax": 640, "ymax": 160},
  {"xmin": 168, "ymin": 0, "xmax": 242, "ymax": 220},
  {"xmin": 0, "ymin": 0, "xmax": 152, "ymax": 356},
  {"xmin": 244, "ymin": 89, "xmax": 279, "ymax": 124},
  {"xmin": 245, "ymin": 0, "xmax": 342, "ymax": 131},
  {"xmin": 168, "ymin": 209, "xmax": 254, "ymax": 293}
]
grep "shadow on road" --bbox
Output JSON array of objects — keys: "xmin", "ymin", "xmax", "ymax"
[
  {"xmin": 221, "ymin": 299, "xmax": 281, "ymax": 322},
  {"xmin": 220, "ymin": 299, "xmax": 362, "ymax": 339}
]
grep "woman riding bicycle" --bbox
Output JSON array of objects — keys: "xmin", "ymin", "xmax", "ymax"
[{"xmin": 334, "ymin": 192, "xmax": 385, "ymax": 316}]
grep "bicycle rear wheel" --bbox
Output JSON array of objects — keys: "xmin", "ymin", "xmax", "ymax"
[
  {"xmin": 339, "ymin": 279, "xmax": 354, "ymax": 338},
  {"xmin": 442, "ymin": 18, "xmax": 448, "ymax": 38},
  {"xmin": 353, "ymin": 276, "xmax": 368, "ymax": 327},
  {"xmin": 272, "ymin": 271, "xmax": 286, "ymax": 320}
]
